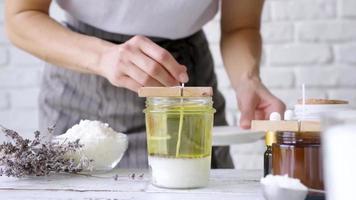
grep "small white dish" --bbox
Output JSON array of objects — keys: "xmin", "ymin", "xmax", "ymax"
[
  {"xmin": 212, "ymin": 126, "xmax": 264, "ymax": 146},
  {"xmin": 261, "ymin": 184, "xmax": 308, "ymax": 200}
]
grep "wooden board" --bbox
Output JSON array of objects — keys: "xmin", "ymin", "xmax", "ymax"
[{"xmin": 138, "ymin": 87, "xmax": 213, "ymax": 97}]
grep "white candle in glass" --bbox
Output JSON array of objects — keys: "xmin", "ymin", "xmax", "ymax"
[{"xmin": 323, "ymin": 124, "xmax": 356, "ymax": 200}]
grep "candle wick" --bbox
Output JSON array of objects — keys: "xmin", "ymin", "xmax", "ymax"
[
  {"xmin": 180, "ymin": 83, "xmax": 184, "ymax": 97},
  {"xmin": 302, "ymin": 84, "xmax": 306, "ymax": 120},
  {"xmin": 176, "ymin": 83, "xmax": 185, "ymax": 157}
]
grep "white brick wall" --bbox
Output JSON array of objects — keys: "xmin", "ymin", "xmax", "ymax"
[
  {"xmin": 1, "ymin": 0, "xmax": 356, "ymax": 169},
  {"xmin": 340, "ymin": 0, "xmax": 356, "ymax": 18},
  {"xmin": 203, "ymin": 0, "xmax": 356, "ymax": 169}
]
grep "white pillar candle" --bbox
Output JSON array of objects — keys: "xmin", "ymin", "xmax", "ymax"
[{"xmin": 323, "ymin": 125, "xmax": 356, "ymax": 200}]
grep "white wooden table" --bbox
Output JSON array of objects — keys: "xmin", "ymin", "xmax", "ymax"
[{"xmin": 0, "ymin": 169, "xmax": 264, "ymax": 200}]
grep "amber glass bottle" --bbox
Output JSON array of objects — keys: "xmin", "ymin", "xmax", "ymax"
[{"xmin": 272, "ymin": 131, "xmax": 324, "ymax": 190}]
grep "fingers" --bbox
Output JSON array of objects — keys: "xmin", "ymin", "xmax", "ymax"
[
  {"xmin": 123, "ymin": 62, "xmax": 163, "ymax": 87},
  {"xmin": 254, "ymin": 110, "xmax": 265, "ymax": 120},
  {"xmin": 263, "ymin": 99, "xmax": 286, "ymax": 120},
  {"xmin": 128, "ymin": 49, "xmax": 179, "ymax": 86},
  {"xmin": 240, "ymin": 108, "xmax": 255, "ymax": 129},
  {"xmin": 129, "ymin": 36, "xmax": 189, "ymax": 83},
  {"xmin": 102, "ymin": 35, "xmax": 189, "ymax": 92},
  {"xmin": 238, "ymin": 93, "xmax": 258, "ymax": 129},
  {"xmin": 259, "ymin": 88, "xmax": 286, "ymax": 119},
  {"xmin": 235, "ymin": 80, "xmax": 286, "ymax": 129},
  {"xmin": 112, "ymin": 76, "xmax": 142, "ymax": 93}
]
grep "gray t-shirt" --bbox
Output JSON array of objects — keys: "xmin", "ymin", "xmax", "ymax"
[{"xmin": 56, "ymin": 0, "xmax": 219, "ymax": 39}]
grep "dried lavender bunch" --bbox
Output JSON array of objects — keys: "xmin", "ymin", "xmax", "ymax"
[{"xmin": 0, "ymin": 125, "xmax": 92, "ymax": 177}]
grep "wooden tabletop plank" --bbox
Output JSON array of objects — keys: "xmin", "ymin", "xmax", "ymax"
[
  {"xmin": 0, "ymin": 190, "xmax": 263, "ymax": 200},
  {"xmin": 0, "ymin": 169, "xmax": 264, "ymax": 200},
  {"xmin": 0, "ymin": 169, "xmax": 148, "ymax": 192},
  {"xmin": 146, "ymin": 169, "xmax": 262, "ymax": 195}
]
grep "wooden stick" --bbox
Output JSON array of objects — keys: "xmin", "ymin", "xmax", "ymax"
[
  {"xmin": 182, "ymin": 87, "xmax": 213, "ymax": 97},
  {"xmin": 138, "ymin": 87, "xmax": 180, "ymax": 97},
  {"xmin": 138, "ymin": 87, "xmax": 213, "ymax": 97},
  {"xmin": 300, "ymin": 121, "xmax": 321, "ymax": 132},
  {"xmin": 251, "ymin": 120, "xmax": 321, "ymax": 132},
  {"xmin": 251, "ymin": 120, "xmax": 299, "ymax": 132}
]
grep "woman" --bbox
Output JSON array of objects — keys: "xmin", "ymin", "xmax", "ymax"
[{"xmin": 5, "ymin": 0, "xmax": 285, "ymax": 168}]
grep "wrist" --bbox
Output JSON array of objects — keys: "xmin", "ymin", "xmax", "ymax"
[
  {"xmin": 232, "ymin": 72, "xmax": 261, "ymax": 92},
  {"xmin": 90, "ymin": 39, "xmax": 116, "ymax": 77}
]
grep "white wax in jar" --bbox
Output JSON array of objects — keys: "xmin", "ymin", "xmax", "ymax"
[{"xmin": 148, "ymin": 156, "xmax": 211, "ymax": 189}]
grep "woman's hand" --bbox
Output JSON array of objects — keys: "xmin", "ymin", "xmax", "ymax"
[
  {"xmin": 98, "ymin": 35, "xmax": 188, "ymax": 92},
  {"xmin": 235, "ymin": 77, "xmax": 286, "ymax": 129},
  {"xmin": 220, "ymin": 0, "xmax": 285, "ymax": 129},
  {"xmin": 5, "ymin": 0, "xmax": 187, "ymax": 93}
]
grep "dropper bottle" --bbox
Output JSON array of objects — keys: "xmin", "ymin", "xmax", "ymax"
[
  {"xmin": 264, "ymin": 110, "xmax": 294, "ymax": 177},
  {"xmin": 263, "ymin": 112, "xmax": 280, "ymax": 177},
  {"xmin": 264, "ymin": 131, "xmax": 276, "ymax": 176}
]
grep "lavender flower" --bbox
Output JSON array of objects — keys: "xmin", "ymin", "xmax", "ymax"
[{"xmin": 0, "ymin": 125, "xmax": 92, "ymax": 177}]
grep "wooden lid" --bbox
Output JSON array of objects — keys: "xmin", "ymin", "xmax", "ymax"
[
  {"xmin": 138, "ymin": 87, "xmax": 213, "ymax": 97},
  {"xmin": 297, "ymin": 98, "xmax": 349, "ymax": 105}
]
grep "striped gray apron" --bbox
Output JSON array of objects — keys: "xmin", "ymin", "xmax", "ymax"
[{"xmin": 39, "ymin": 19, "xmax": 233, "ymax": 169}]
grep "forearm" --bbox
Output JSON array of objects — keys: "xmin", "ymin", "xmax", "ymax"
[
  {"xmin": 5, "ymin": 8, "xmax": 113, "ymax": 74},
  {"xmin": 220, "ymin": 28, "xmax": 262, "ymax": 90}
]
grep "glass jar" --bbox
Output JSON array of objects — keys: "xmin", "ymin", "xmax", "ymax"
[
  {"xmin": 294, "ymin": 99, "xmax": 349, "ymax": 121},
  {"xmin": 144, "ymin": 96, "xmax": 215, "ymax": 189},
  {"xmin": 272, "ymin": 131, "xmax": 324, "ymax": 190}
]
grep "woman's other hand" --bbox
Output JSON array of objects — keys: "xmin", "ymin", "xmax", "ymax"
[{"xmin": 235, "ymin": 77, "xmax": 286, "ymax": 129}]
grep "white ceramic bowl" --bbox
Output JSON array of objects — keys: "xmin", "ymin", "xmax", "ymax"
[{"xmin": 53, "ymin": 134, "xmax": 128, "ymax": 171}]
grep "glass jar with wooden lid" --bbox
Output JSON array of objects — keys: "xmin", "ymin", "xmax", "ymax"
[{"xmin": 139, "ymin": 87, "xmax": 215, "ymax": 189}]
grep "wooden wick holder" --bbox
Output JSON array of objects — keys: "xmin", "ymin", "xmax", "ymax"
[
  {"xmin": 251, "ymin": 120, "xmax": 321, "ymax": 132},
  {"xmin": 138, "ymin": 87, "xmax": 213, "ymax": 97}
]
